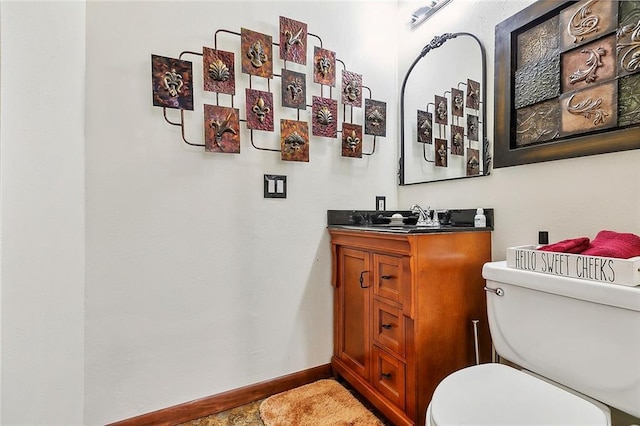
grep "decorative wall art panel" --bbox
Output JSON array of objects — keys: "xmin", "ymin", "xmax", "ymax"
[
  {"xmin": 312, "ymin": 96, "xmax": 337, "ymax": 138},
  {"xmin": 341, "ymin": 123, "xmax": 363, "ymax": 158},
  {"xmin": 364, "ymin": 99, "xmax": 386, "ymax": 136},
  {"xmin": 466, "ymin": 79, "xmax": 480, "ymax": 110},
  {"xmin": 313, "ymin": 47, "xmax": 336, "ymax": 86},
  {"xmin": 245, "ymin": 88, "xmax": 274, "ymax": 131},
  {"xmin": 617, "ymin": 1, "xmax": 640, "ymax": 78},
  {"xmin": 451, "ymin": 88, "xmax": 464, "ymax": 117},
  {"xmin": 279, "ymin": 16, "xmax": 307, "ymax": 65},
  {"xmin": 494, "ymin": 0, "xmax": 640, "ymax": 168},
  {"xmin": 204, "ymin": 104, "xmax": 240, "ymax": 153},
  {"xmin": 451, "ymin": 125, "xmax": 465, "ymax": 156},
  {"xmin": 203, "ymin": 48, "xmax": 235, "ymax": 94},
  {"xmin": 280, "ymin": 119, "xmax": 309, "ymax": 162},
  {"xmin": 241, "ymin": 28, "xmax": 273, "ymax": 78},
  {"xmin": 619, "ymin": 73, "xmax": 640, "ymax": 127},
  {"xmin": 417, "ymin": 110, "xmax": 433, "ymax": 144},
  {"xmin": 515, "ymin": 98, "xmax": 560, "ymax": 147},
  {"xmin": 559, "ymin": 0, "xmax": 618, "ymax": 52},
  {"xmin": 434, "ymin": 138, "xmax": 448, "ymax": 167},
  {"xmin": 466, "ymin": 148, "xmax": 480, "ymax": 176},
  {"xmin": 281, "ymin": 69, "xmax": 307, "ymax": 110},
  {"xmin": 434, "ymin": 95, "xmax": 448, "ymax": 125},
  {"xmin": 561, "ymin": 34, "xmax": 616, "ymax": 93},
  {"xmin": 514, "ymin": 56, "xmax": 560, "ymax": 109},
  {"xmin": 559, "ymin": 80, "xmax": 617, "ymax": 137},
  {"xmin": 467, "ymin": 114, "xmax": 479, "ymax": 141},
  {"xmin": 517, "ymin": 14, "xmax": 559, "ymax": 68},
  {"xmin": 151, "ymin": 54, "xmax": 194, "ymax": 110},
  {"xmin": 342, "ymin": 71, "xmax": 362, "ymax": 108}
]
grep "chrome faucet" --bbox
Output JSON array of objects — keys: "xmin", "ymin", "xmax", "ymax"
[{"xmin": 410, "ymin": 204, "xmax": 430, "ymax": 226}]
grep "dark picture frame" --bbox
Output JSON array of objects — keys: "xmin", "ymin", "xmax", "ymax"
[{"xmin": 494, "ymin": 0, "xmax": 640, "ymax": 168}]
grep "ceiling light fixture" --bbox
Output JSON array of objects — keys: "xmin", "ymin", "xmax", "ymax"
[{"xmin": 409, "ymin": 0, "xmax": 453, "ymax": 29}]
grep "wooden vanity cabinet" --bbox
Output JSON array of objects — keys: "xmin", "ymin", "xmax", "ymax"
[{"xmin": 330, "ymin": 229, "xmax": 492, "ymax": 426}]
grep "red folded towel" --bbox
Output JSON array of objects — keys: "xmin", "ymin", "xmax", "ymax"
[
  {"xmin": 538, "ymin": 237, "xmax": 591, "ymax": 254},
  {"xmin": 581, "ymin": 230, "xmax": 640, "ymax": 259}
]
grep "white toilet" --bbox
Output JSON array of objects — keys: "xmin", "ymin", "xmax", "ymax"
[{"xmin": 426, "ymin": 260, "xmax": 640, "ymax": 426}]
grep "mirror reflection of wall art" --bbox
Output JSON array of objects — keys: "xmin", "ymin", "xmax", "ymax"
[
  {"xmin": 204, "ymin": 104, "xmax": 240, "ymax": 153},
  {"xmin": 341, "ymin": 70, "xmax": 362, "ymax": 107},
  {"xmin": 280, "ymin": 119, "xmax": 309, "ymax": 162},
  {"xmin": 241, "ymin": 28, "xmax": 273, "ymax": 78},
  {"xmin": 435, "ymin": 138, "xmax": 448, "ymax": 167},
  {"xmin": 245, "ymin": 88, "xmax": 274, "ymax": 131},
  {"xmin": 151, "ymin": 54, "xmax": 194, "ymax": 110},
  {"xmin": 279, "ymin": 16, "xmax": 307, "ymax": 65},
  {"xmin": 466, "ymin": 79, "xmax": 480, "ymax": 110},
  {"xmin": 467, "ymin": 148, "xmax": 480, "ymax": 176},
  {"xmin": 467, "ymin": 114, "xmax": 479, "ymax": 141},
  {"xmin": 434, "ymin": 95, "xmax": 448, "ymax": 125},
  {"xmin": 364, "ymin": 99, "xmax": 387, "ymax": 136},
  {"xmin": 312, "ymin": 96, "xmax": 338, "ymax": 138},
  {"xmin": 313, "ymin": 47, "xmax": 336, "ymax": 86},
  {"xmin": 341, "ymin": 123, "xmax": 363, "ymax": 158},
  {"xmin": 203, "ymin": 48, "xmax": 235, "ymax": 95},
  {"xmin": 451, "ymin": 125, "xmax": 465, "ymax": 155},
  {"xmin": 451, "ymin": 88, "xmax": 465, "ymax": 117},
  {"xmin": 281, "ymin": 69, "xmax": 307, "ymax": 110},
  {"xmin": 417, "ymin": 110, "xmax": 433, "ymax": 144},
  {"xmin": 495, "ymin": 0, "xmax": 640, "ymax": 168}
]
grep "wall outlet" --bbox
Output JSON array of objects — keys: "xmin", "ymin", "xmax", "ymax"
[{"xmin": 376, "ymin": 196, "xmax": 386, "ymax": 211}]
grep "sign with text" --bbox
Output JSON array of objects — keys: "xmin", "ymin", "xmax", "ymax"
[{"xmin": 506, "ymin": 246, "xmax": 640, "ymax": 287}]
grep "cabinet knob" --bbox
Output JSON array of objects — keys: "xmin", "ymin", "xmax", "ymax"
[
  {"xmin": 381, "ymin": 275, "xmax": 394, "ymax": 280},
  {"xmin": 359, "ymin": 271, "xmax": 370, "ymax": 288},
  {"xmin": 381, "ymin": 323, "xmax": 392, "ymax": 330},
  {"xmin": 380, "ymin": 372, "xmax": 392, "ymax": 380}
]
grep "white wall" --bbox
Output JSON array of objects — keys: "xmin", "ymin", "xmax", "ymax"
[
  {"xmin": 0, "ymin": 1, "xmax": 86, "ymax": 424},
  {"xmin": 397, "ymin": 0, "xmax": 640, "ymax": 259},
  {"xmin": 84, "ymin": 1, "xmax": 398, "ymax": 424}
]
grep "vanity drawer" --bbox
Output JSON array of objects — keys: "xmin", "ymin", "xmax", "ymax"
[
  {"xmin": 373, "ymin": 253, "xmax": 405, "ymax": 305},
  {"xmin": 373, "ymin": 298, "xmax": 405, "ymax": 357},
  {"xmin": 372, "ymin": 345, "xmax": 406, "ymax": 410}
]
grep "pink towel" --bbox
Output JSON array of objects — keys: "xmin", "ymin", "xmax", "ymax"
[
  {"xmin": 581, "ymin": 230, "xmax": 640, "ymax": 259},
  {"xmin": 538, "ymin": 237, "xmax": 590, "ymax": 254}
]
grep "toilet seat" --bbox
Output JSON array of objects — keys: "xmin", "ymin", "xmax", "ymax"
[{"xmin": 427, "ymin": 363, "xmax": 609, "ymax": 426}]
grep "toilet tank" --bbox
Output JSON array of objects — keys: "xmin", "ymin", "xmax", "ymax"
[{"xmin": 483, "ymin": 261, "xmax": 640, "ymax": 418}]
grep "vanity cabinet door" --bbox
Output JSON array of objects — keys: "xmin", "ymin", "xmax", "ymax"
[{"xmin": 336, "ymin": 247, "xmax": 371, "ymax": 381}]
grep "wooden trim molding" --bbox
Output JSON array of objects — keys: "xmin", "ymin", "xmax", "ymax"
[{"xmin": 108, "ymin": 363, "xmax": 333, "ymax": 426}]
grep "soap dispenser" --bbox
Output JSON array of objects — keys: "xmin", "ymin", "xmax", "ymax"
[{"xmin": 474, "ymin": 208, "xmax": 486, "ymax": 228}]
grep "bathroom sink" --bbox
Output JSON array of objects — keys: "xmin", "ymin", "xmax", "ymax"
[{"xmin": 333, "ymin": 223, "xmax": 473, "ymax": 234}]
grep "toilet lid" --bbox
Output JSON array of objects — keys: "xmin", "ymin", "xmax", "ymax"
[{"xmin": 429, "ymin": 364, "xmax": 608, "ymax": 426}]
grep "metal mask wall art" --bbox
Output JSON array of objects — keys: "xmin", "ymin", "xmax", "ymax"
[
  {"xmin": 204, "ymin": 104, "xmax": 240, "ymax": 153},
  {"xmin": 280, "ymin": 119, "xmax": 309, "ymax": 162},
  {"xmin": 450, "ymin": 125, "xmax": 465, "ymax": 155},
  {"xmin": 451, "ymin": 88, "xmax": 464, "ymax": 117},
  {"xmin": 435, "ymin": 138, "xmax": 448, "ymax": 167},
  {"xmin": 434, "ymin": 95, "xmax": 448, "ymax": 125},
  {"xmin": 364, "ymin": 99, "xmax": 387, "ymax": 137},
  {"xmin": 203, "ymin": 48, "xmax": 235, "ymax": 94},
  {"xmin": 467, "ymin": 114, "xmax": 479, "ymax": 141},
  {"xmin": 417, "ymin": 110, "xmax": 433, "ymax": 144},
  {"xmin": 341, "ymin": 71, "xmax": 362, "ymax": 107},
  {"xmin": 312, "ymin": 96, "xmax": 337, "ymax": 138},
  {"xmin": 241, "ymin": 28, "xmax": 273, "ymax": 78},
  {"xmin": 341, "ymin": 123, "xmax": 363, "ymax": 158},
  {"xmin": 466, "ymin": 148, "xmax": 480, "ymax": 175},
  {"xmin": 281, "ymin": 69, "xmax": 307, "ymax": 110},
  {"xmin": 151, "ymin": 54, "xmax": 194, "ymax": 110},
  {"xmin": 279, "ymin": 16, "xmax": 307, "ymax": 65},
  {"xmin": 466, "ymin": 79, "xmax": 480, "ymax": 110},
  {"xmin": 313, "ymin": 47, "xmax": 336, "ymax": 86},
  {"xmin": 245, "ymin": 88, "xmax": 274, "ymax": 131}
]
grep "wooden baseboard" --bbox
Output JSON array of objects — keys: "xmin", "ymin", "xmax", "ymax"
[{"xmin": 108, "ymin": 363, "xmax": 333, "ymax": 426}]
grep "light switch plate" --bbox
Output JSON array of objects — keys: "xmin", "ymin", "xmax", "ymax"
[
  {"xmin": 264, "ymin": 175, "xmax": 287, "ymax": 199},
  {"xmin": 376, "ymin": 196, "xmax": 386, "ymax": 211}
]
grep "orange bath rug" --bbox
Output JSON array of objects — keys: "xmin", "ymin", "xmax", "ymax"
[{"xmin": 259, "ymin": 379, "xmax": 384, "ymax": 426}]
